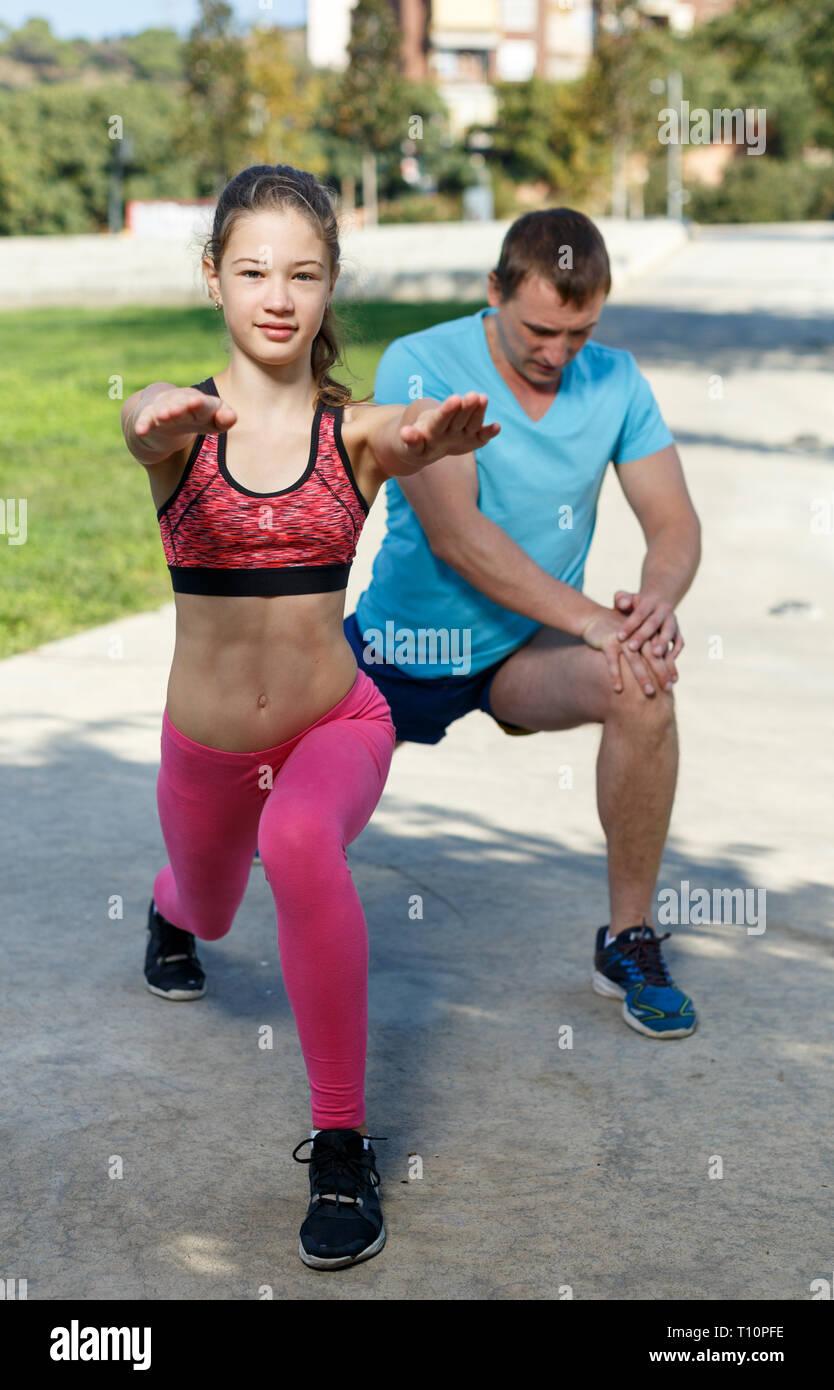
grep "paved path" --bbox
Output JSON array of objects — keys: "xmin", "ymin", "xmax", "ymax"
[
  {"xmin": 2, "ymin": 225, "xmax": 832, "ymax": 1299},
  {"xmin": 0, "ymin": 216, "xmax": 687, "ymax": 307}
]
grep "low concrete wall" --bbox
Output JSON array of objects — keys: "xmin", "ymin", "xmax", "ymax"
[{"xmin": 0, "ymin": 217, "xmax": 689, "ymax": 309}]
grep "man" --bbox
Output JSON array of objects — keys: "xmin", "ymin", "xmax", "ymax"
[{"xmin": 343, "ymin": 208, "xmax": 702, "ymax": 1040}]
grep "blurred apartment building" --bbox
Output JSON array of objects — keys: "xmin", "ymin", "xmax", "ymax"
[{"xmin": 306, "ymin": 0, "xmax": 739, "ymax": 136}]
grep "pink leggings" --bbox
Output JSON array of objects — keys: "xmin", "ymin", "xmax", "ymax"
[{"xmin": 153, "ymin": 669, "xmax": 395, "ymax": 1130}]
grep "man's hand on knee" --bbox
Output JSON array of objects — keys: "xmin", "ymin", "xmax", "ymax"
[
  {"xmin": 580, "ymin": 608, "xmax": 675, "ymax": 698},
  {"xmin": 632, "ymin": 631, "xmax": 678, "ymax": 695},
  {"xmin": 614, "ymin": 589, "xmax": 683, "ymax": 687}
]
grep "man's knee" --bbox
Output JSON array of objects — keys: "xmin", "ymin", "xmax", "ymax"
[{"xmin": 604, "ymin": 671, "xmax": 676, "ymax": 732}]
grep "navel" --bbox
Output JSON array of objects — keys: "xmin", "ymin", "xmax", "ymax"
[{"xmin": 257, "ymin": 693, "xmax": 268, "ymax": 708}]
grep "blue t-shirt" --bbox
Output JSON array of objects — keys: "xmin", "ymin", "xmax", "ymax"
[{"xmin": 355, "ymin": 305, "xmax": 674, "ymax": 678}]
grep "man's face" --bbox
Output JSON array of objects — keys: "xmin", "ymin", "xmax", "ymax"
[{"xmin": 486, "ymin": 272, "xmax": 607, "ymax": 390}]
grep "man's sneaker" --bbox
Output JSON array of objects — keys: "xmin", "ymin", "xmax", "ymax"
[
  {"xmin": 292, "ymin": 1128, "xmax": 387, "ymax": 1269},
  {"xmin": 593, "ymin": 922, "xmax": 696, "ymax": 1038},
  {"xmin": 144, "ymin": 898, "xmax": 206, "ymax": 1001}
]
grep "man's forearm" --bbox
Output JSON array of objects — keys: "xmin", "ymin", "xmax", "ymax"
[
  {"xmin": 638, "ymin": 521, "xmax": 701, "ymax": 606},
  {"xmin": 437, "ymin": 513, "xmax": 606, "ymax": 638}
]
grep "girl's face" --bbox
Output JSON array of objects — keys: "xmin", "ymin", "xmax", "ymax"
[{"xmin": 205, "ymin": 207, "xmax": 337, "ymax": 368}]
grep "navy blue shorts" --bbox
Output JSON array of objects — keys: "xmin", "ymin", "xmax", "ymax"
[{"xmin": 343, "ymin": 611, "xmax": 535, "ymax": 745}]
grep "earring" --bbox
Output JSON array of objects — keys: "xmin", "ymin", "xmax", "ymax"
[{"xmin": 214, "ymin": 300, "xmax": 222, "ymax": 310}]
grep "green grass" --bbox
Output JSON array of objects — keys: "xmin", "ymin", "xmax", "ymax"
[{"xmin": 0, "ymin": 300, "xmax": 483, "ymax": 658}]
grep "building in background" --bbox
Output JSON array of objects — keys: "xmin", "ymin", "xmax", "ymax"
[
  {"xmin": 305, "ymin": 0, "xmax": 739, "ymax": 138},
  {"xmin": 304, "ymin": 0, "xmax": 745, "ymax": 146},
  {"xmin": 305, "ymin": 0, "xmax": 355, "ymax": 69},
  {"xmin": 428, "ymin": 0, "xmax": 599, "ymax": 135},
  {"xmin": 305, "ymin": 0, "xmax": 427, "ymax": 74},
  {"xmin": 629, "ymin": 0, "xmax": 696, "ymax": 33},
  {"xmin": 306, "ymin": 0, "xmax": 597, "ymax": 136}
]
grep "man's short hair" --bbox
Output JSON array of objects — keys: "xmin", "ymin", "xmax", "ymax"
[{"xmin": 492, "ymin": 208, "xmax": 611, "ymax": 307}]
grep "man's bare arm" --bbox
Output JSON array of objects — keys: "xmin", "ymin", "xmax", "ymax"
[
  {"xmin": 616, "ymin": 443, "xmax": 701, "ymax": 606},
  {"xmin": 398, "ymin": 452, "xmax": 601, "ymax": 636},
  {"xmin": 612, "ymin": 444, "xmax": 701, "ymax": 658},
  {"xmin": 397, "ymin": 452, "xmax": 661, "ymax": 694}
]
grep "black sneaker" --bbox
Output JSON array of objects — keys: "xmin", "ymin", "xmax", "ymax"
[
  {"xmin": 144, "ymin": 898, "xmax": 206, "ymax": 1000},
  {"xmin": 292, "ymin": 1128, "xmax": 387, "ymax": 1270}
]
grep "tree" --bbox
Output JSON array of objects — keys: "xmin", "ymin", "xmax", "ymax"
[
  {"xmin": 315, "ymin": 73, "xmax": 456, "ymax": 212},
  {"xmin": 179, "ymin": 0, "xmax": 254, "ymax": 196},
  {"xmin": 121, "ymin": 28, "xmax": 185, "ymax": 82},
  {"xmin": 695, "ymin": 0, "xmax": 818, "ymax": 159},
  {"xmin": 0, "ymin": 83, "xmax": 198, "ymax": 234},
  {"xmin": 318, "ymin": 0, "xmax": 409, "ymax": 224},
  {"xmin": 490, "ymin": 77, "xmax": 609, "ymax": 205},
  {"xmin": 586, "ymin": 2, "xmax": 686, "ymax": 214},
  {"xmin": 246, "ymin": 23, "xmax": 323, "ymax": 172},
  {"xmin": 791, "ymin": 0, "xmax": 834, "ymax": 148},
  {"xmin": 4, "ymin": 17, "xmax": 65, "ymax": 68},
  {"xmin": 584, "ymin": 0, "xmax": 833, "ymax": 220}
]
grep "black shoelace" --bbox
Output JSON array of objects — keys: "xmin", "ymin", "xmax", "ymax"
[
  {"xmin": 292, "ymin": 1134, "xmax": 387, "ymax": 1208},
  {"xmin": 619, "ymin": 926, "xmax": 673, "ymax": 986}
]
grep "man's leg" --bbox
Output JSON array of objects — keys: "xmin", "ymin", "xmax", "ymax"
[{"xmin": 484, "ymin": 626, "xmax": 677, "ymax": 935}]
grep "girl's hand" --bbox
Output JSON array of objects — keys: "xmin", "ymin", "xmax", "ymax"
[
  {"xmin": 133, "ymin": 388, "xmax": 237, "ymax": 453},
  {"xmin": 399, "ymin": 392, "xmax": 500, "ymax": 465}
]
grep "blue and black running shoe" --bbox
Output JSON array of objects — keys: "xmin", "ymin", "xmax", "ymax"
[{"xmin": 593, "ymin": 922, "xmax": 696, "ymax": 1038}]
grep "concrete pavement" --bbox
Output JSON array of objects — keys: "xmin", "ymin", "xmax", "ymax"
[
  {"xmin": 1, "ymin": 224, "xmax": 833, "ymax": 1300},
  {"xmin": 0, "ymin": 216, "xmax": 688, "ymax": 308}
]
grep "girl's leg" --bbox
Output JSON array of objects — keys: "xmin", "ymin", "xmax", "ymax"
[
  {"xmin": 153, "ymin": 713, "xmax": 262, "ymax": 941},
  {"xmin": 257, "ymin": 711, "xmax": 395, "ymax": 1132}
]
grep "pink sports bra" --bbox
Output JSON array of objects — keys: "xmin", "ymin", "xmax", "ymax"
[{"xmin": 156, "ymin": 377, "xmax": 369, "ymax": 596}]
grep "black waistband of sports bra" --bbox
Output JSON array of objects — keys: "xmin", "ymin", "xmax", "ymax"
[{"xmin": 169, "ymin": 563, "xmax": 351, "ymax": 596}]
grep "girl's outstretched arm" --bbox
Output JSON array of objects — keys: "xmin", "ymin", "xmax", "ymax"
[
  {"xmin": 121, "ymin": 384, "xmax": 236, "ymax": 466},
  {"xmin": 358, "ymin": 392, "xmax": 500, "ymax": 485}
]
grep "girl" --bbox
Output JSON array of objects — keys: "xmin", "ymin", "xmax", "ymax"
[{"xmin": 120, "ymin": 164, "xmax": 499, "ymax": 1271}]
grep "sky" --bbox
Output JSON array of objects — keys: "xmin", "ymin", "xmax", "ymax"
[{"xmin": 0, "ymin": 0, "xmax": 306, "ymax": 39}]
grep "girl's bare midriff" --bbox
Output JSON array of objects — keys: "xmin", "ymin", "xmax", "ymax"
[{"xmin": 165, "ymin": 589, "xmax": 359, "ymax": 752}]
